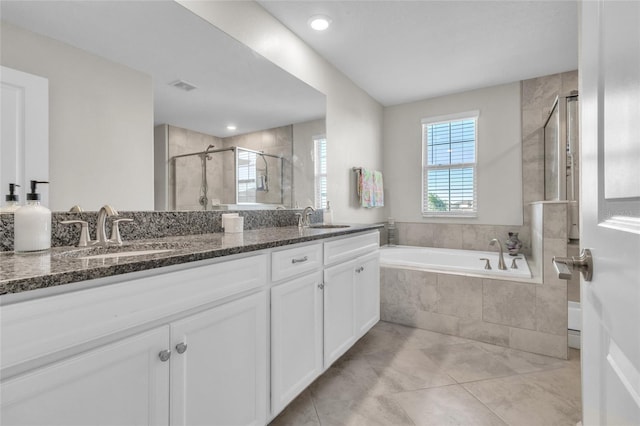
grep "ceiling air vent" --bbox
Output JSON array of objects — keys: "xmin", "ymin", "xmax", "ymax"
[{"xmin": 169, "ymin": 79, "xmax": 197, "ymax": 92}]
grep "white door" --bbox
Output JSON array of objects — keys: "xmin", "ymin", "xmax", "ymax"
[
  {"xmin": 271, "ymin": 271, "xmax": 324, "ymax": 415},
  {"xmin": 0, "ymin": 327, "xmax": 170, "ymax": 426},
  {"xmin": 170, "ymin": 291, "xmax": 268, "ymax": 426},
  {"xmin": 323, "ymin": 259, "xmax": 357, "ymax": 368},
  {"xmin": 354, "ymin": 252, "xmax": 380, "ymax": 338},
  {"xmin": 580, "ymin": 1, "xmax": 640, "ymax": 424},
  {"xmin": 0, "ymin": 66, "xmax": 48, "ymax": 205}
]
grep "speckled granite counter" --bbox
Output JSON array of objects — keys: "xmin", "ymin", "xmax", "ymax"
[{"xmin": 0, "ymin": 225, "xmax": 382, "ymax": 295}]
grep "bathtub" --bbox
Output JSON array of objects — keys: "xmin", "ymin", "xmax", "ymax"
[{"xmin": 380, "ymin": 245, "xmax": 532, "ymax": 280}]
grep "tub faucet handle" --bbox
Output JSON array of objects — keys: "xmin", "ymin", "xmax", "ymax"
[
  {"xmin": 510, "ymin": 257, "xmax": 522, "ymax": 269},
  {"xmin": 479, "ymin": 258, "xmax": 492, "ymax": 270}
]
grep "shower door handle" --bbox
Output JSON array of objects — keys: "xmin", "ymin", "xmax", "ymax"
[{"xmin": 552, "ymin": 249, "xmax": 593, "ymax": 282}]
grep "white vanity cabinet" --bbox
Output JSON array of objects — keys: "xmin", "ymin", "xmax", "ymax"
[
  {"xmin": 323, "ymin": 232, "xmax": 380, "ymax": 367},
  {"xmin": 1, "ymin": 253, "xmax": 269, "ymax": 426},
  {"xmin": 1, "ymin": 326, "xmax": 171, "ymax": 426},
  {"xmin": 270, "ymin": 244, "xmax": 324, "ymax": 415},
  {"xmin": 170, "ymin": 291, "xmax": 268, "ymax": 426}
]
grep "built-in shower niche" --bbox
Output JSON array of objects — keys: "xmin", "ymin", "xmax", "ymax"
[{"xmin": 543, "ymin": 91, "xmax": 580, "ymax": 239}]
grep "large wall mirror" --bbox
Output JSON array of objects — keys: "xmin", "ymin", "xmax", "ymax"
[{"xmin": 0, "ymin": 1, "xmax": 326, "ymax": 211}]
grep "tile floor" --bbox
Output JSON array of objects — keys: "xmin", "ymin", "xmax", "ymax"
[{"xmin": 270, "ymin": 321, "xmax": 581, "ymax": 426}]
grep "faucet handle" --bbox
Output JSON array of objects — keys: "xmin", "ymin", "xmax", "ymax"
[
  {"xmin": 295, "ymin": 213, "xmax": 303, "ymax": 228},
  {"xmin": 479, "ymin": 258, "xmax": 492, "ymax": 270},
  {"xmin": 510, "ymin": 257, "xmax": 522, "ymax": 269},
  {"xmin": 61, "ymin": 220, "xmax": 92, "ymax": 247},
  {"xmin": 109, "ymin": 218, "xmax": 133, "ymax": 245}
]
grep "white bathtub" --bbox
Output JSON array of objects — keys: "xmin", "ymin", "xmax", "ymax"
[{"xmin": 380, "ymin": 245, "xmax": 532, "ymax": 280}]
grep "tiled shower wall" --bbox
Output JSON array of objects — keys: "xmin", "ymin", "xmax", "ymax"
[{"xmin": 394, "ymin": 70, "xmax": 579, "ymax": 254}]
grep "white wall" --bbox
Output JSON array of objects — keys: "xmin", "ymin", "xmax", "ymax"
[
  {"xmin": 177, "ymin": 1, "xmax": 386, "ymax": 224},
  {"xmin": 384, "ymin": 82, "xmax": 522, "ymax": 225},
  {"xmin": 1, "ymin": 23, "xmax": 154, "ymax": 211}
]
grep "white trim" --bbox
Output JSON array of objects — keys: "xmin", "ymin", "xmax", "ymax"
[{"xmin": 421, "ymin": 110, "xmax": 480, "ymax": 126}]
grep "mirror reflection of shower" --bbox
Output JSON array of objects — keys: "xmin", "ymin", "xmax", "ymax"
[
  {"xmin": 171, "ymin": 146, "xmax": 284, "ymax": 210},
  {"xmin": 198, "ymin": 144, "xmax": 215, "ymax": 209}
]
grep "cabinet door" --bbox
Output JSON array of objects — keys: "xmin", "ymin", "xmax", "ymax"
[
  {"xmin": 1, "ymin": 327, "xmax": 170, "ymax": 426},
  {"xmin": 271, "ymin": 271, "xmax": 323, "ymax": 415},
  {"xmin": 355, "ymin": 252, "xmax": 380, "ymax": 338},
  {"xmin": 323, "ymin": 260, "xmax": 357, "ymax": 368},
  {"xmin": 170, "ymin": 291, "xmax": 268, "ymax": 426}
]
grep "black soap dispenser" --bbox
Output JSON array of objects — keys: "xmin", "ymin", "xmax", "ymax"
[
  {"xmin": 1, "ymin": 183, "xmax": 21, "ymax": 213},
  {"xmin": 14, "ymin": 180, "xmax": 51, "ymax": 252}
]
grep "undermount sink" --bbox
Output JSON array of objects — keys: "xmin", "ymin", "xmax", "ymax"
[
  {"xmin": 55, "ymin": 241, "xmax": 190, "ymax": 260},
  {"xmin": 309, "ymin": 225, "xmax": 351, "ymax": 229}
]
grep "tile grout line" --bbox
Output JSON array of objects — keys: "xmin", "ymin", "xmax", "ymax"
[{"xmin": 459, "ymin": 382, "xmax": 512, "ymax": 425}]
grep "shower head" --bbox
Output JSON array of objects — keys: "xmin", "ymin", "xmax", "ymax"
[{"xmin": 204, "ymin": 144, "xmax": 215, "ymax": 160}]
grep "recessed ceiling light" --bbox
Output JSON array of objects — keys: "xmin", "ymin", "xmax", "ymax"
[
  {"xmin": 227, "ymin": 125, "xmax": 237, "ymax": 131},
  {"xmin": 308, "ymin": 15, "xmax": 331, "ymax": 31}
]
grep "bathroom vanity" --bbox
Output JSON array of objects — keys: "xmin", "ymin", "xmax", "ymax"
[{"xmin": 0, "ymin": 226, "xmax": 380, "ymax": 426}]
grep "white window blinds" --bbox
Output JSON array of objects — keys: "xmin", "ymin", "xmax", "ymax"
[
  {"xmin": 422, "ymin": 112, "xmax": 478, "ymax": 216},
  {"xmin": 314, "ymin": 135, "xmax": 327, "ymax": 209}
]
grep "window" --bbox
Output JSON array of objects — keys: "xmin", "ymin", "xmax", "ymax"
[
  {"xmin": 422, "ymin": 111, "xmax": 478, "ymax": 216},
  {"xmin": 237, "ymin": 149, "xmax": 257, "ymax": 203},
  {"xmin": 314, "ymin": 135, "xmax": 327, "ymax": 209}
]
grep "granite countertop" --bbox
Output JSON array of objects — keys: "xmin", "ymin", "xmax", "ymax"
[{"xmin": 0, "ymin": 224, "xmax": 382, "ymax": 296}]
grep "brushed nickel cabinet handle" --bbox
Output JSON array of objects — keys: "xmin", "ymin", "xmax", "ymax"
[
  {"xmin": 291, "ymin": 256, "xmax": 308, "ymax": 264},
  {"xmin": 158, "ymin": 349, "xmax": 171, "ymax": 362},
  {"xmin": 175, "ymin": 342, "xmax": 187, "ymax": 354}
]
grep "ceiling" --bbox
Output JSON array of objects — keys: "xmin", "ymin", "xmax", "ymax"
[
  {"xmin": 258, "ymin": 0, "xmax": 579, "ymax": 106},
  {"xmin": 0, "ymin": 1, "xmax": 325, "ymax": 137}
]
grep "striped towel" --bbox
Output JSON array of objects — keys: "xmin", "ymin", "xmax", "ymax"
[{"xmin": 358, "ymin": 168, "xmax": 384, "ymax": 208}]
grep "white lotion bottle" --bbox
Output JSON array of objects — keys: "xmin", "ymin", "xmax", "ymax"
[{"xmin": 14, "ymin": 180, "xmax": 51, "ymax": 252}]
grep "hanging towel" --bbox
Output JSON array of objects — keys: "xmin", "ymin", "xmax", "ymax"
[{"xmin": 358, "ymin": 168, "xmax": 384, "ymax": 208}]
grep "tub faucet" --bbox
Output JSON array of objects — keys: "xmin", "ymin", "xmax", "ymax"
[
  {"xmin": 489, "ymin": 238, "xmax": 507, "ymax": 270},
  {"xmin": 96, "ymin": 204, "xmax": 119, "ymax": 245}
]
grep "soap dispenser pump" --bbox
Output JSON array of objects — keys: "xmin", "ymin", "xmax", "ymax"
[
  {"xmin": 14, "ymin": 180, "xmax": 51, "ymax": 252},
  {"xmin": 0, "ymin": 183, "xmax": 21, "ymax": 212}
]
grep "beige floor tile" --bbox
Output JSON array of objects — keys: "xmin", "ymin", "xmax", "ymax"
[
  {"xmin": 463, "ymin": 367, "xmax": 582, "ymax": 426},
  {"xmin": 365, "ymin": 348, "xmax": 456, "ymax": 392},
  {"xmin": 421, "ymin": 342, "xmax": 518, "ymax": 383},
  {"xmin": 274, "ymin": 322, "xmax": 582, "ymax": 426},
  {"xmin": 375, "ymin": 321, "xmax": 472, "ymax": 348},
  {"xmin": 314, "ymin": 395, "xmax": 415, "ymax": 426},
  {"xmin": 391, "ymin": 385, "xmax": 507, "ymax": 426},
  {"xmin": 474, "ymin": 341, "xmax": 570, "ymax": 374},
  {"xmin": 342, "ymin": 327, "xmax": 411, "ymax": 359},
  {"xmin": 309, "ymin": 359, "xmax": 392, "ymax": 402},
  {"xmin": 269, "ymin": 389, "xmax": 320, "ymax": 426}
]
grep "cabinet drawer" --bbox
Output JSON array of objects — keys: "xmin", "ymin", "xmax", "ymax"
[
  {"xmin": 324, "ymin": 231, "xmax": 379, "ymax": 266},
  {"xmin": 1, "ymin": 254, "xmax": 268, "ymax": 377},
  {"xmin": 272, "ymin": 243, "xmax": 322, "ymax": 282}
]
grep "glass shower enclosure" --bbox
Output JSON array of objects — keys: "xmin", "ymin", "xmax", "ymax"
[
  {"xmin": 543, "ymin": 91, "xmax": 579, "ymax": 239},
  {"xmin": 171, "ymin": 146, "xmax": 284, "ymax": 210}
]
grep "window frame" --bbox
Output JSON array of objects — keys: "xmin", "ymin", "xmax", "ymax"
[{"xmin": 421, "ymin": 110, "xmax": 479, "ymax": 218}]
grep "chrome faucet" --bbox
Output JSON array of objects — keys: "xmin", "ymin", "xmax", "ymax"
[
  {"xmin": 96, "ymin": 205, "xmax": 119, "ymax": 245},
  {"xmin": 489, "ymin": 238, "xmax": 507, "ymax": 270},
  {"xmin": 301, "ymin": 206, "xmax": 316, "ymax": 227}
]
